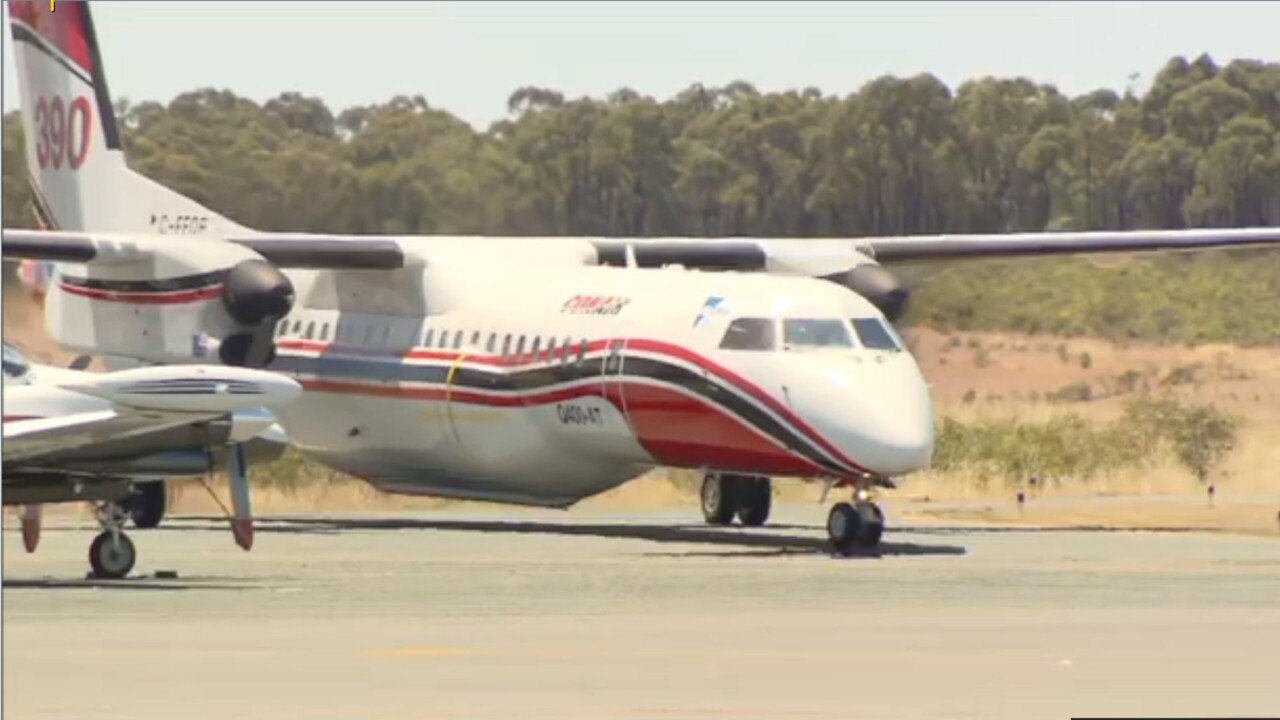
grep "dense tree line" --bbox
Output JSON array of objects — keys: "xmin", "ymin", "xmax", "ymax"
[{"xmin": 4, "ymin": 53, "xmax": 1280, "ymax": 343}]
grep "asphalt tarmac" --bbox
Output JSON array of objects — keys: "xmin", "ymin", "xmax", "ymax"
[{"xmin": 4, "ymin": 503, "xmax": 1280, "ymax": 720}]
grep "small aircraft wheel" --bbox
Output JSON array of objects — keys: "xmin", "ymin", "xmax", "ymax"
[
  {"xmin": 126, "ymin": 482, "xmax": 167, "ymax": 529},
  {"xmin": 735, "ymin": 477, "xmax": 772, "ymax": 527},
  {"xmin": 828, "ymin": 501, "xmax": 884, "ymax": 556},
  {"xmin": 88, "ymin": 531, "xmax": 136, "ymax": 580},
  {"xmin": 700, "ymin": 473, "xmax": 738, "ymax": 525}
]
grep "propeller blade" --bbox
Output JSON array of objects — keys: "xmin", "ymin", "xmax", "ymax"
[
  {"xmin": 67, "ymin": 355, "xmax": 92, "ymax": 370},
  {"xmin": 227, "ymin": 443, "xmax": 254, "ymax": 551}
]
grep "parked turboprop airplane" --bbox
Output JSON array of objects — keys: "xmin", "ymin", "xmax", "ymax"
[
  {"xmin": 3, "ymin": 341, "xmax": 301, "ymax": 578},
  {"xmin": 5, "ymin": 1, "xmax": 1280, "ymax": 554}
]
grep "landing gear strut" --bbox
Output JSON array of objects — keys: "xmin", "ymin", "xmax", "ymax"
[
  {"xmin": 700, "ymin": 473, "xmax": 772, "ymax": 527},
  {"xmin": 88, "ymin": 501, "xmax": 136, "ymax": 579}
]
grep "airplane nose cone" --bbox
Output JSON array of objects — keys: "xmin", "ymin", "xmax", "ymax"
[{"xmin": 786, "ymin": 355, "xmax": 934, "ymax": 476}]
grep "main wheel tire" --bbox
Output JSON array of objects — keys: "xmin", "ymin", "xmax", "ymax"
[
  {"xmin": 700, "ymin": 474, "xmax": 738, "ymax": 525},
  {"xmin": 126, "ymin": 482, "xmax": 167, "ymax": 529},
  {"xmin": 88, "ymin": 531, "xmax": 136, "ymax": 580},
  {"xmin": 735, "ymin": 477, "xmax": 772, "ymax": 527}
]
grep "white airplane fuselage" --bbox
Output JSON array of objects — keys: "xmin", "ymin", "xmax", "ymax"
[{"xmin": 45, "ymin": 254, "xmax": 936, "ymax": 508}]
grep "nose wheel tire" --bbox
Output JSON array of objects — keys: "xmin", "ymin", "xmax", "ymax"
[
  {"xmin": 827, "ymin": 501, "xmax": 885, "ymax": 555},
  {"xmin": 88, "ymin": 531, "xmax": 137, "ymax": 580}
]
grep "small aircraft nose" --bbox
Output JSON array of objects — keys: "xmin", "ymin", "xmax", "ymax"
[{"xmin": 784, "ymin": 354, "xmax": 934, "ymax": 477}]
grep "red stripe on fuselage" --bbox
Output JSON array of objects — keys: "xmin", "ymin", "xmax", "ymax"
[
  {"xmin": 57, "ymin": 281, "xmax": 224, "ymax": 305},
  {"xmin": 277, "ymin": 337, "xmax": 869, "ymax": 474},
  {"xmin": 298, "ymin": 377, "xmax": 834, "ymax": 477}
]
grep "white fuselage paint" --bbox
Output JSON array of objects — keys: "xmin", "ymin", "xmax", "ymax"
[
  {"xmin": 254, "ymin": 261, "xmax": 930, "ymax": 507},
  {"xmin": 41, "ymin": 243, "xmax": 936, "ymax": 508}
]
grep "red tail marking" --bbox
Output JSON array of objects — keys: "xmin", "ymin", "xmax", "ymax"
[{"xmin": 8, "ymin": 0, "xmax": 94, "ymax": 75}]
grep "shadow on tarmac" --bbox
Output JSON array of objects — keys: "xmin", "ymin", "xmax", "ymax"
[
  {"xmin": 3, "ymin": 575, "xmax": 256, "ymax": 591},
  {"xmin": 162, "ymin": 515, "xmax": 969, "ymax": 559}
]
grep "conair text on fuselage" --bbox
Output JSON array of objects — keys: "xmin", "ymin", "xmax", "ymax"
[{"xmin": 561, "ymin": 294, "xmax": 631, "ymax": 316}]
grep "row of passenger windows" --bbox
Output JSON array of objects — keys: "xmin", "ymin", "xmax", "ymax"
[
  {"xmin": 275, "ymin": 317, "xmax": 590, "ymax": 364},
  {"xmin": 719, "ymin": 317, "xmax": 903, "ymax": 352}
]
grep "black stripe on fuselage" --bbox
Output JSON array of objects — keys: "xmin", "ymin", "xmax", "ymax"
[
  {"xmin": 270, "ymin": 349, "xmax": 846, "ymax": 474},
  {"xmin": 58, "ymin": 268, "xmax": 227, "ymax": 293}
]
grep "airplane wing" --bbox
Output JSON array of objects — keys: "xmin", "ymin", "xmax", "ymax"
[
  {"xmin": 591, "ymin": 227, "xmax": 1280, "ymax": 276},
  {"xmin": 3, "ymin": 407, "xmax": 222, "ymax": 465},
  {"xmin": 0, "ymin": 229, "xmax": 408, "ymax": 269},
  {"xmin": 3, "ymin": 364, "xmax": 302, "ymax": 467},
  {"xmin": 6, "ymin": 227, "xmax": 1280, "ymax": 278}
]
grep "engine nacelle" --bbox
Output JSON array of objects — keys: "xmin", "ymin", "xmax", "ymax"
[
  {"xmin": 824, "ymin": 263, "xmax": 911, "ymax": 322},
  {"xmin": 222, "ymin": 259, "xmax": 295, "ymax": 326},
  {"xmin": 217, "ymin": 259, "xmax": 295, "ymax": 367}
]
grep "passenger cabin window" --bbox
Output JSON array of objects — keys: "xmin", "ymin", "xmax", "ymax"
[
  {"xmin": 438, "ymin": 331, "xmax": 449, "ymax": 349},
  {"xmin": 515, "ymin": 336, "xmax": 526, "ymax": 358},
  {"xmin": 782, "ymin": 318, "xmax": 853, "ymax": 349},
  {"xmin": 576, "ymin": 340, "xmax": 587, "ymax": 366},
  {"xmin": 320, "ymin": 323, "xmax": 330, "ymax": 342},
  {"xmin": 719, "ymin": 318, "xmax": 777, "ymax": 351},
  {"xmin": 530, "ymin": 337, "xmax": 541, "ymax": 360},
  {"xmin": 851, "ymin": 318, "xmax": 903, "ymax": 352},
  {"xmin": 486, "ymin": 333, "xmax": 497, "ymax": 354},
  {"xmin": 502, "ymin": 334, "xmax": 513, "ymax": 357},
  {"xmin": 452, "ymin": 330, "xmax": 463, "ymax": 349},
  {"xmin": 470, "ymin": 331, "xmax": 481, "ymax": 347},
  {"xmin": 423, "ymin": 329, "xmax": 434, "ymax": 347},
  {"xmin": 304, "ymin": 321, "xmax": 316, "ymax": 340}
]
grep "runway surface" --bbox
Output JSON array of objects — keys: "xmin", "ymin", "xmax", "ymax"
[{"xmin": 5, "ymin": 502, "xmax": 1280, "ymax": 720}]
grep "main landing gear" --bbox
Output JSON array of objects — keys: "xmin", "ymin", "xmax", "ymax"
[
  {"xmin": 88, "ymin": 501, "xmax": 137, "ymax": 580},
  {"xmin": 120, "ymin": 481, "xmax": 167, "ymax": 529},
  {"xmin": 699, "ymin": 471, "xmax": 889, "ymax": 555},
  {"xmin": 700, "ymin": 473, "xmax": 772, "ymax": 527}
]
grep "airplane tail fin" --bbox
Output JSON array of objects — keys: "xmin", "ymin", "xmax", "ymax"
[{"xmin": 7, "ymin": 0, "xmax": 252, "ymax": 236}]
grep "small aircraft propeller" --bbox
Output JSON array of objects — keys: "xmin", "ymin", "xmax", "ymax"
[{"xmin": 67, "ymin": 355, "xmax": 92, "ymax": 370}]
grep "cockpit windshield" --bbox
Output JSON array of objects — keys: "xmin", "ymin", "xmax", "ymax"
[
  {"xmin": 718, "ymin": 317, "xmax": 777, "ymax": 351},
  {"xmin": 2, "ymin": 343, "xmax": 31, "ymax": 378},
  {"xmin": 851, "ymin": 317, "xmax": 903, "ymax": 351},
  {"xmin": 782, "ymin": 319, "xmax": 853, "ymax": 349}
]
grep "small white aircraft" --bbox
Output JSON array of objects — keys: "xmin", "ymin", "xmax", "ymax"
[
  {"xmin": 4, "ymin": 1, "xmax": 1280, "ymax": 555},
  {"xmin": 3, "ymin": 342, "xmax": 301, "ymax": 578}
]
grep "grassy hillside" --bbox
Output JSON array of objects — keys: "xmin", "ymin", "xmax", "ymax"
[{"xmin": 904, "ymin": 251, "xmax": 1280, "ymax": 346}]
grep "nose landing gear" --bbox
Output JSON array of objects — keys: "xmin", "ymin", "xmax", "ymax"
[
  {"xmin": 827, "ymin": 500, "xmax": 885, "ymax": 555},
  {"xmin": 88, "ymin": 501, "xmax": 137, "ymax": 580}
]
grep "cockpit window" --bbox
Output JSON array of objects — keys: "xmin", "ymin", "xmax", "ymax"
[
  {"xmin": 718, "ymin": 318, "xmax": 777, "ymax": 351},
  {"xmin": 851, "ymin": 318, "xmax": 903, "ymax": 351},
  {"xmin": 2, "ymin": 344, "xmax": 31, "ymax": 378},
  {"xmin": 782, "ymin": 319, "xmax": 853, "ymax": 349}
]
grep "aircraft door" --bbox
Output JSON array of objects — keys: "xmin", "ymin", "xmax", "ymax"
[{"xmin": 601, "ymin": 338, "xmax": 635, "ymax": 432}]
